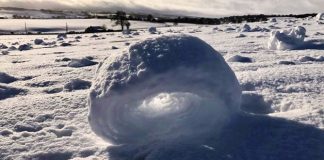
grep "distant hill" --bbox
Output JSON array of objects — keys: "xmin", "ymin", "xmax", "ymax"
[
  {"xmin": 0, "ymin": 7, "xmax": 90, "ymax": 19},
  {"xmin": 0, "ymin": 7, "xmax": 32, "ymax": 11}
]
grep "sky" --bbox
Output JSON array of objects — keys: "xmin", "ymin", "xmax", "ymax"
[{"xmin": 0, "ymin": 0, "xmax": 323, "ymax": 17}]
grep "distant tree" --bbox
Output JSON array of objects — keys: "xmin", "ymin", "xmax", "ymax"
[
  {"xmin": 112, "ymin": 11, "xmax": 127, "ymax": 31},
  {"xmin": 128, "ymin": 15, "xmax": 134, "ymax": 20},
  {"xmin": 147, "ymin": 14, "xmax": 154, "ymax": 21},
  {"xmin": 125, "ymin": 21, "xmax": 131, "ymax": 31}
]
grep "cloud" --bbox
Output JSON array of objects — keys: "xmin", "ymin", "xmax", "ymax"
[{"xmin": 0, "ymin": 0, "xmax": 323, "ymax": 17}]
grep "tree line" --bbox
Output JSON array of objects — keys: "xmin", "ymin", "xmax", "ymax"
[{"xmin": 110, "ymin": 11, "xmax": 316, "ymax": 31}]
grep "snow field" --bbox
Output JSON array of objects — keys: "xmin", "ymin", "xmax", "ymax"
[{"xmin": 0, "ymin": 17, "xmax": 323, "ymax": 159}]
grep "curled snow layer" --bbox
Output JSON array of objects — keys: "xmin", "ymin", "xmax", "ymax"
[
  {"xmin": 88, "ymin": 35, "xmax": 241, "ymax": 145},
  {"xmin": 268, "ymin": 26, "xmax": 306, "ymax": 50}
]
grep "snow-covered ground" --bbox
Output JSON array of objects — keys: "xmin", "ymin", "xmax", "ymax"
[{"xmin": 0, "ymin": 17, "xmax": 323, "ymax": 160}]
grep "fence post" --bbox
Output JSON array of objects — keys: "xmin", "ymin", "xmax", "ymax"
[
  {"xmin": 25, "ymin": 22, "xmax": 28, "ymax": 34},
  {"xmin": 66, "ymin": 22, "xmax": 68, "ymax": 33}
]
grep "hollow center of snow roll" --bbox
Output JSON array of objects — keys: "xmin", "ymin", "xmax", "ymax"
[{"xmin": 136, "ymin": 92, "xmax": 201, "ymax": 118}]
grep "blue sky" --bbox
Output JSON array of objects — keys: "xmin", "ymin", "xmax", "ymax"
[{"xmin": 0, "ymin": 0, "xmax": 323, "ymax": 17}]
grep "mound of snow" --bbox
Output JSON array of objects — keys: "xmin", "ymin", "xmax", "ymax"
[
  {"xmin": 55, "ymin": 57, "xmax": 71, "ymax": 62},
  {"xmin": 0, "ymin": 84, "xmax": 26, "ymax": 100},
  {"xmin": 299, "ymin": 56, "xmax": 317, "ymax": 62},
  {"xmin": 250, "ymin": 26, "xmax": 270, "ymax": 32},
  {"xmin": 317, "ymin": 56, "xmax": 324, "ymax": 61},
  {"xmin": 148, "ymin": 27, "xmax": 157, "ymax": 34},
  {"xmin": 268, "ymin": 26, "xmax": 306, "ymax": 50},
  {"xmin": 18, "ymin": 44, "xmax": 32, "ymax": 51},
  {"xmin": 0, "ymin": 72, "xmax": 18, "ymax": 84},
  {"xmin": 1, "ymin": 50, "xmax": 9, "ymax": 55},
  {"xmin": 88, "ymin": 35, "xmax": 241, "ymax": 145},
  {"xmin": 34, "ymin": 39, "xmax": 44, "ymax": 45},
  {"xmin": 90, "ymin": 34, "xmax": 99, "ymax": 38},
  {"xmin": 316, "ymin": 13, "xmax": 324, "ymax": 20},
  {"xmin": 0, "ymin": 129, "xmax": 13, "ymax": 136},
  {"xmin": 235, "ymin": 34, "xmax": 247, "ymax": 38},
  {"xmin": 299, "ymin": 56, "xmax": 324, "ymax": 62},
  {"xmin": 14, "ymin": 121, "xmax": 42, "ymax": 132},
  {"xmin": 122, "ymin": 30, "xmax": 131, "ymax": 35},
  {"xmin": 43, "ymin": 41, "xmax": 56, "ymax": 46},
  {"xmin": 224, "ymin": 27, "xmax": 236, "ymax": 32},
  {"xmin": 278, "ymin": 61, "xmax": 296, "ymax": 65},
  {"xmin": 268, "ymin": 25, "xmax": 281, "ymax": 29},
  {"xmin": 60, "ymin": 42, "xmax": 72, "ymax": 47},
  {"xmin": 241, "ymin": 24, "xmax": 251, "ymax": 32},
  {"xmin": 8, "ymin": 46, "xmax": 17, "ymax": 51},
  {"xmin": 268, "ymin": 18, "xmax": 277, "ymax": 22},
  {"xmin": 48, "ymin": 128, "xmax": 73, "ymax": 138},
  {"xmin": 57, "ymin": 33, "xmax": 67, "ymax": 39},
  {"xmin": 227, "ymin": 55, "xmax": 253, "ymax": 63},
  {"xmin": 132, "ymin": 32, "xmax": 140, "ymax": 36},
  {"xmin": 0, "ymin": 43, "xmax": 8, "ymax": 49},
  {"xmin": 67, "ymin": 57, "xmax": 98, "ymax": 68},
  {"xmin": 111, "ymin": 46, "xmax": 119, "ymax": 50},
  {"xmin": 64, "ymin": 79, "xmax": 91, "ymax": 91},
  {"xmin": 75, "ymin": 36, "xmax": 82, "ymax": 39}
]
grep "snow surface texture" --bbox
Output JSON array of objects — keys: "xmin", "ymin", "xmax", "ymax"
[
  {"xmin": 268, "ymin": 26, "xmax": 306, "ymax": 50},
  {"xmin": 88, "ymin": 35, "xmax": 241, "ymax": 145}
]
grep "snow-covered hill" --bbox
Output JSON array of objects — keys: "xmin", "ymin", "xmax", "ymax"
[{"xmin": 0, "ymin": 17, "xmax": 323, "ymax": 160}]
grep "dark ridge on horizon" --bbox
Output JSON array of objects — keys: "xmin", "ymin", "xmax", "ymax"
[{"xmin": 0, "ymin": 7, "xmax": 317, "ymax": 20}]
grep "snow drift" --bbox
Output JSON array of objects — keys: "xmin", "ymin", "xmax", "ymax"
[
  {"xmin": 88, "ymin": 35, "xmax": 241, "ymax": 146},
  {"xmin": 268, "ymin": 26, "xmax": 306, "ymax": 50}
]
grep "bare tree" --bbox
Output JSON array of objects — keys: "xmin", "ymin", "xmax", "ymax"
[
  {"xmin": 125, "ymin": 21, "xmax": 131, "ymax": 31},
  {"xmin": 112, "ymin": 11, "xmax": 127, "ymax": 31}
]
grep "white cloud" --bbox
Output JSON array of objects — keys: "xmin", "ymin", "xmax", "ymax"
[{"xmin": 0, "ymin": 0, "xmax": 323, "ymax": 17}]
